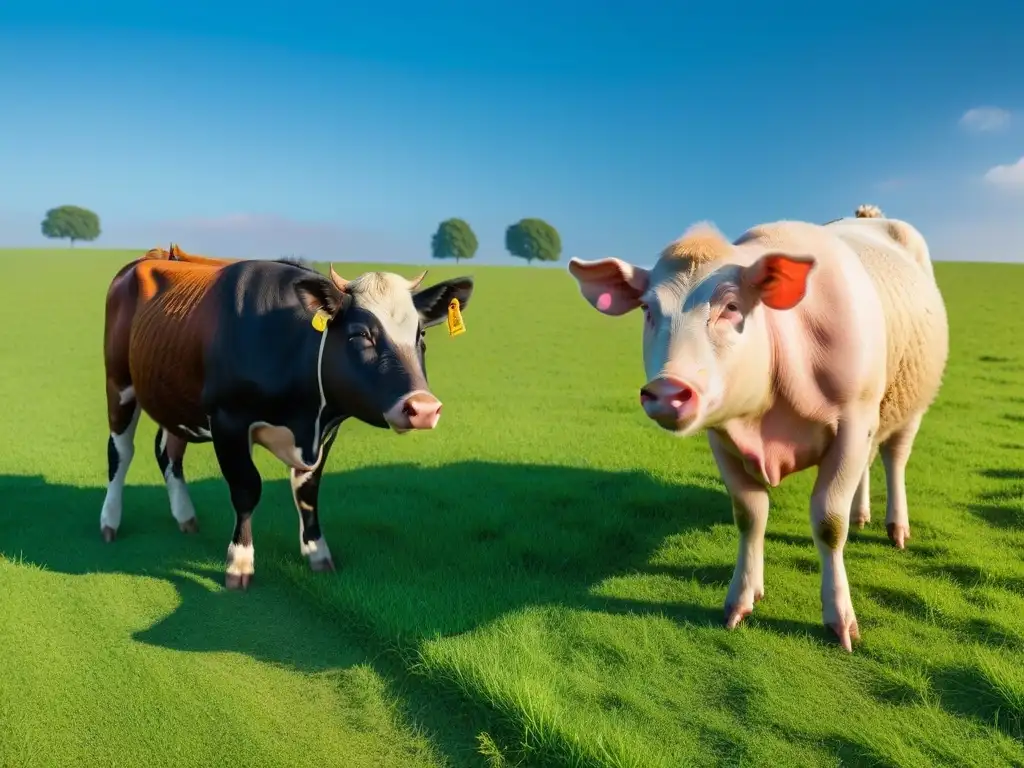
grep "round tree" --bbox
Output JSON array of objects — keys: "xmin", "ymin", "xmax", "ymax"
[
  {"xmin": 505, "ymin": 218, "xmax": 561, "ymax": 265},
  {"xmin": 41, "ymin": 205, "xmax": 101, "ymax": 247},
  {"xmin": 431, "ymin": 218, "xmax": 478, "ymax": 264}
]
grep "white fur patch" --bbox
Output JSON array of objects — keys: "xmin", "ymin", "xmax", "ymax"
[
  {"xmin": 349, "ymin": 272, "xmax": 421, "ymax": 349},
  {"xmin": 99, "ymin": 406, "xmax": 141, "ymax": 532},
  {"xmin": 290, "ymin": 468, "xmax": 333, "ymax": 564},
  {"xmin": 177, "ymin": 424, "xmax": 212, "ymax": 440},
  {"xmin": 118, "ymin": 386, "xmax": 135, "ymax": 405},
  {"xmin": 164, "ymin": 464, "xmax": 197, "ymax": 524},
  {"xmin": 226, "ymin": 542, "xmax": 255, "ymax": 576}
]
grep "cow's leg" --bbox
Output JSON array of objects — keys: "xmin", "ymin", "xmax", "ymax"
[
  {"xmin": 100, "ymin": 382, "xmax": 141, "ymax": 542},
  {"xmin": 211, "ymin": 416, "xmax": 263, "ymax": 590},
  {"xmin": 810, "ymin": 414, "xmax": 876, "ymax": 652},
  {"xmin": 708, "ymin": 431, "xmax": 770, "ymax": 628},
  {"xmin": 880, "ymin": 412, "xmax": 923, "ymax": 550},
  {"xmin": 850, "ymin": 444, "xmax": 878, "ymax": 529},
  {"xmin": 154, "ymin": 427, "xmax": 199, "ymax": 533},
  {"xmin": 291, "ymin": 429, "xmax": 339, "ymax": 572}
]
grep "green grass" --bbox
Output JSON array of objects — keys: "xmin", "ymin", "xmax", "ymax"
[{"xmin": 1, "ymin": 247, "xmax": 1023, "ymax": 767}]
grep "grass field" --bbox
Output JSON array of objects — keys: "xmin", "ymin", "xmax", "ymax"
[{"xmin": 1, "ymin": 247, "xmax": 1023, "ymax": 768}]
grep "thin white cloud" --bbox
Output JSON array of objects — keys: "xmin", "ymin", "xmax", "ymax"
[
  {"xmin": 959, "ymin": 106, "xmax": 1012, "ymax": 134},
  {"xmin": 983, "ymin": 157, "xmax": 1024, "ymax": 192}
]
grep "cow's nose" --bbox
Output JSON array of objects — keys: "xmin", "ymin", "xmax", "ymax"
[
  {"xmin": 640, "ymin": 376, "xmax": 700, "ymax": 429},
  {"xmin": 399, "ymin": 393, "xmax": 443, "ymax": 430}
]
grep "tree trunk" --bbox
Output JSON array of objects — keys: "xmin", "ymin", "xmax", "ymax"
[{"xmin": 69, "ymin": 238, "xmax": 75, "ymax": 248}]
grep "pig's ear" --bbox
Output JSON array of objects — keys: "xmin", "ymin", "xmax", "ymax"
[
  {"xmin": 741, "ymin": 253, "xmax": 816, "ymax": 311},
  {"xmin": 567, "ymin": 257, "xmax": 650, "ymax": 316}
]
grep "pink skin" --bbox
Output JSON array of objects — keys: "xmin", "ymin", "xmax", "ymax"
[
  {"xmin": 567, "ymin": 236, "xmax": 897, "ymax": 654},
  {"xmin": 384, "ymin": 391, "xmax": 443, "ymax": 433},
  {"xmin": 639, "ymin": 376, "xmax": 700, "ymax": 430}
]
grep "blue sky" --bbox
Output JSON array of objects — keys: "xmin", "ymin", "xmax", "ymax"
[{"xmin": 1, "ymin": 0, "xmax": 1023, "ymax": 263}]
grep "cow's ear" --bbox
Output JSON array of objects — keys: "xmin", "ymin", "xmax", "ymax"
[
  {"xmin": 567, "ymin": 257, "xmax": 649, "ymax": 315},
  {"xmin": 296, "ymin": 276, "xmax": 348, "ymax": 317},
  {"xmin": 413, "ymin": 277, "xmax": 474, "ymax": 328}
]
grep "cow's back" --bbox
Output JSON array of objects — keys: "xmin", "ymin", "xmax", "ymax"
[
  {"xmin": 825, "ymin": 217, "xmax": 949, "ymax": 441},
  {"xmin": 127, "ymin": 261, "xmax": 222, "ymax": 431}
]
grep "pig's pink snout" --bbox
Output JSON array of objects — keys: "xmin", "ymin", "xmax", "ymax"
[{"xmin": 640, "ymin": 377, "xmax": 701, "ymax": 430}]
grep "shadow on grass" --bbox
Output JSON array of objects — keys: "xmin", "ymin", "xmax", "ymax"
[
  {"xmin": 966, "ymin": 468, "xmax": 1023, "ymax": 531},
  {"xmin": 0, "ymin": 461, "xmax": 765, "ymax": 766}
]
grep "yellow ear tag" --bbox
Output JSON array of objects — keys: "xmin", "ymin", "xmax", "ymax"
[
  {"xmin": 447, "ymin": 298, "xmax": 466, "ymax": 337},
  {"xmin": 311, "ymin": 309, "xmax": 330, "ymax": 333}
]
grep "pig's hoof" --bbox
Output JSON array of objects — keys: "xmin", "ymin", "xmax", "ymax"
[
  {"xmin": 886, "ymin": 523, "xmax": 910, "ymax": 550},
  {"xmin": 225, "ymin": 573, "xmax": 252, "ymax": 590},
  {"xmin": 724, "ymin": 604, "xmax": 754, "ymax": 630},
  {"xmin": 102, "ymin": 526, "xmax": 117, "ymax": 543},
  {"xmin": 179, "ymin": 517, "xmax": 199, "ymax": 534},
  {"xmin": 723, "ymin": 590, "xmax": 762, "ymax": 630},
  {"xmin": 827, "ymin": 619, "xmax": 860, "ymax": 653}
]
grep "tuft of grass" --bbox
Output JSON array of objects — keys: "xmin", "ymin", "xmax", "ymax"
[{"xmin": 1, "ymin": 249, "xmax": 1023, "ymax": 767}]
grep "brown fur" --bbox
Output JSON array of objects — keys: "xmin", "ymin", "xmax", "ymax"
[
  {"xmin": 105, "ymin": 259, "xmax": 222, "ymax": 440},
  {"xmin": 657, "ymin": 223, "xmax": 734, "ymax": 281}
]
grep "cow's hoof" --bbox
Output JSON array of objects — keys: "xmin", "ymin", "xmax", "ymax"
[
  {"xmin": 310, "ymin": 557, "xmax": 336, "ymax": 573},
  {"xmin": 886, "ymin": 523, "xmax": 910, "ymax": 550},
  {"xmin": 102, "ymin": 526, "xmax": 117, "ymax": 543},
  {"xmin": 827, "ymin": 619, "xmax": 860, "ymax": 653},
  {"xmin": 179, "ymin": 517, "xmax": 199, "ymax": 534},
  {"xmin": 225, "ymin": 573, "xmax": 252, "ymax": 590}
]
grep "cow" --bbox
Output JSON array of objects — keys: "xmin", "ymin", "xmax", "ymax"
[
  {"xmin": 100, "ymin": 254, "xmax": 474, "ymax": 589},
  {"xmin": 566, "ymin": 206, "xmax": 948, "ymax": 652}
]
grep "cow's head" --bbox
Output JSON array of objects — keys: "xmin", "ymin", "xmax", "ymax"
[
  {"xmin": 568, "ymin": 225, "xmax": 815, "ymax": 436},
  {"xmin": 296, "ymin": 265, "xmax": 474, "ymax": 433}
]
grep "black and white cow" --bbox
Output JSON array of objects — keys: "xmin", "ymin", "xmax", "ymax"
[{"xmin": 101, "ymin": 255, "xmax": 474, "ymax": 588}]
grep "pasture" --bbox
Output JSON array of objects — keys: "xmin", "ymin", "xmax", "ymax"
[{"xmin": 1, "ymin": 248, "xmax": 1023, "ymax": 768}]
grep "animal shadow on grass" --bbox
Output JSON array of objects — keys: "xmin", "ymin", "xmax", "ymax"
[
  {"xmin": 0, "ymin": 461, "xmax": 807, "ymax": 764},
  {"xmin": 966, "ymin": 468, "xmax": 1023, "ymax": 530}
]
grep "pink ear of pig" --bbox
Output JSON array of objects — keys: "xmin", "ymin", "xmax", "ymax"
[{"xmin": 567, "ymin": 257, "xmax": 651, "ymax": 316}]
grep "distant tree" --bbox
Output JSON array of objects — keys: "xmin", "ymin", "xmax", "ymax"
[
  {"xmin": 41, "ymin": 205, "xmax": 101, "ymax": 247},
  {"xmin": 505, "ymin": 218, "xmax": 561, "ymax": 265},
  {"xmin": 431, "ymin": 218, "xmax": 478, "ymax": 264}
]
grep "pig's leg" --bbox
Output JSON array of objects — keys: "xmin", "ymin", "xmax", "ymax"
[
  {"xmin": 708, "ymin": 431, "xmax": 770, "ymax": 629},
  {"xmin": 850, "ymin": 444, "xmax": 877, "ymax": 529},
  {"xmin": 880, "ymin": 412, "xmax": 923, "ymax": 550},
  {"xmin": 810, "ymin": 415, "xmax": 876, "ymax": 652}
]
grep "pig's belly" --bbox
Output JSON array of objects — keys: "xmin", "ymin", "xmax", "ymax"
[{"xmin": 717, "ymin": 417, "xmax": 835, "ymax": 488}]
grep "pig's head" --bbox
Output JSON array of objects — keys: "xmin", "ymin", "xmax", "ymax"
[{"xmin": 568, "ymin": 225, "xmax": 815, "ymax": 437}]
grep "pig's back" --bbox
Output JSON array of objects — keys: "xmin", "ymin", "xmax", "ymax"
[{"xmin": 826, "ymin": 217, "xmax": 949, "ymax": 441}]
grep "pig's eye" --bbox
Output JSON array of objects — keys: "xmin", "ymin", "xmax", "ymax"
[{"xmin": 725, "ymin": 302, "xmax": 739, "ymax": 313}]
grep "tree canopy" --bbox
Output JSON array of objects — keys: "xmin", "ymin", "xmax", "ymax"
[
  {"xmin": 505, "ymin": 218, "xmax": 561, "ymax": 265},
  {"xmin": 41, "ymin": 205, "xmax": 101, "ymax": 247},
  {"xmin": 431, "ymin": 218, "xmax": 478, "ymax": 264}
]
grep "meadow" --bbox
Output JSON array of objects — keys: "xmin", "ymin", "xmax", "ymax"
[{"xmin": 0, "ymin": 248, "xmax": 1022, "ymax": 768}]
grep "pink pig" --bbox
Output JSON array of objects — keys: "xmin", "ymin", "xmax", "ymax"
[{"xmin": 568, "ymin": 205, "xmax": 949, "ymax": 651}]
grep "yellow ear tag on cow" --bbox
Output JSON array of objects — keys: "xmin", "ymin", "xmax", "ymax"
[
  {"xmin": 311, "ymin": 309, "xmax": 330, "ymax": 333},
  {"xmin": 447, "ymin": 298, "xmax": 466, "ymax": 338}
]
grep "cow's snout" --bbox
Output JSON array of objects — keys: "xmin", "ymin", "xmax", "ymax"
[
  {"xmin": 640, "ymin": 376, "xmax": 701, "ymax": 431},
  {"xmin": 385, "ymin": 391, "xmax": 443, "ymax": 432}
]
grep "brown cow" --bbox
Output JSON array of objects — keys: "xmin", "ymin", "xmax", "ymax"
[{"xmin": 101, "ymin": 254, "xmax": 474, "ymax": 589}]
